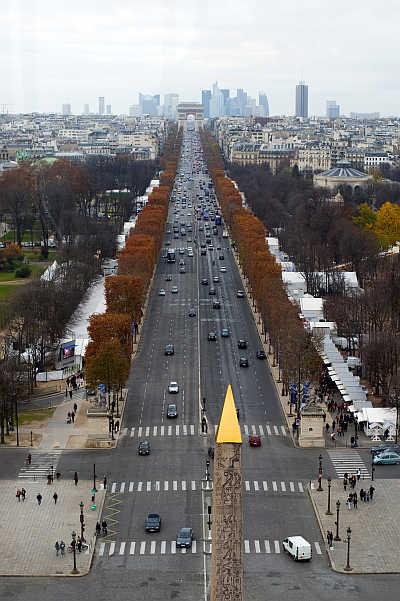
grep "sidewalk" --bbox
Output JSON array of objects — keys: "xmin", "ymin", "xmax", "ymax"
[
  {"xmin": 310, "ymin": 478, "xmax": 400, "ymax": 573},
  {"xmin": 0, "ymin": 479, "xmax": 105, "ymax": 576}
]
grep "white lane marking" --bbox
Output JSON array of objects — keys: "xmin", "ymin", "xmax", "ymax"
[
  {"xmin": 281, "ymin": 425, "xmax": 287, "ymax": 436},
  {"xmin": 120, "ymin": 482, "xmax": 125, "ymax": 493},
  {"xmin": 129, "ymin": 542, "xmax": 136, "ymax": 555},
  {"xmin": 191, "ymin": 480, "xmax": 196, "ymax": 490},
  {"xmin": 130, "ymin": 427, "xmax": 135, "ymax": 438},
  {"xmin": 119, "ymin": 542, "xmax": 126, "ymax": 555},
  {"xmin": 315, "ymin": 542, "xmax": 322, "ymax": 555},
  {"xmin": 150, "ymin": 541, "xmax": 156, "ymax": 554},
  {"xmin": 137, "ymin": 481, "xmax": 143, "ymax": 492},
  {"xmin": 145, "ymin": 427, "xmax": 150, "ymax": 437},
  {"xmin": 129, "ymin": 481, "xmax": 134, "ymax": 492},
  {"xmin": 111, "ymin": 483, "xmax": 116, "ymax": 493},
  {"xmin": 272, "ymin": 481, "xmax": 278, "ymax": 491},
  {"xmin": 274, "ymin": 425, "xmax": 279, "ymax": 435},
  {"xmin": 298, "ymin": 482, "xmax": 304, "ymax": 492},
  {"xmin": 244, "ymin": 425, "xmax": 249, "ymax": 435},
  {"xmin": 259, "ymin": 425, "xmax": 264, "ymax": 436},
  {"xmin": 183, "ymin": 424, "xmax": 187, "ymax": 436},
  {"xmin": 254, "ymin": 540, "xmax": 261, "ymax": 553},
  {"xmin": 264, "ymin": 540, "xmax": 271, "ymax": 553},
  {"xmin": 263, "ymin": 481, "xmax": 268, "ymax": 491},
  {"xmin": 168, "ymin": 426, "xmax": 172, "ymax": 436},
  {"xmin": 251, "ymin": 425, "xmax": 256, "ymax": 435},
  {"xmin": 190, "ymin": 425, "xmax": 195, "ymax": 435},
  {"xmin": 164, "ymin": 481, "xmax": 169, "ymax": 491},
  {"xmin": 171, "ymin": 541, "xmax": 176, "ymax": 554},
  {"xmin": 176, "ymin": 425, "xmax": 180, "ymax": 436},
  {"xmin": 138, "ymin": 426, "xmax": 142, "ymax": 437},
  {"xmin": 155, "ymin": 481, "xmax": 160, "ymax": 491},
  {"xmin": 109, "ymin": 542, "xmax": 115, "ymax": 556},
  {"xmin": 281, "ymin": 482, "xmax": 286, "ymax": 492},
  {"xmin": 290, "ymin": 482, "xmax": 295, "ymax": 492},
  {"xmin": 147, "ymin": 481, "xmax": 151, "ymax": 492},
  {"xmin": 160, "ymin": 541, "xmax": 166, "ymax": 555},
  {"xmin": 99, "ymin": 542, "xmax": 105, "ymax": 556},
  {"xmin": 192, "ymin": 540, "xmax": 197, "ymax": 553},
  {"xmin": 153, "ymin": 426, "xmax": 157, "ymax": 436},
  {"xmin": 274, "ymin": 540, "xmax": 280, "ymax": 553},
  {"xmin": 244, "ymin": 540, "xmax": 250, "ymax": 554},
  {"xmin": 139, "ymin": 541, "xmax": 146, "ymax": 555},
  {"xmin": 160, "ymin": 425, "xmax": 165, "ymax": 436},
  {"xmin": 266, "ymin": 425, "xmax": 272, "ymax": 435},
  {"xmin": 173, "ymin": 480, "xmax": 178, "ymax": 491},
  {"xmin": 254, "ymin": 481, "xmax": 259, "ymax": 491},
  {"xmin": 245, "ymin": 481, "xmax": 250, "ymax": 491},
  {"xmin": 182, "ymin": 480, "xmax": 187, "ymax": 491},
  {"xmin": 181, "ymin": 548, "xmax": 187, "ymax": 554}
]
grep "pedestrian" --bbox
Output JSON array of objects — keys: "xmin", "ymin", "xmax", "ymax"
[
  {"xmin": 114, "ymin": 420, "xmax": 119, "ymax": 433},
  {"xmin": 67, "ymin": 411, "xmax": 71, "ymax": 424},
  {"xmin": 369, "ymin": 485, "xmax": 375, "ymax": 500},
  {"xmin": 74, "ymin": 472, "xmax": 78, "ymax": 486},
  {"xmin": 56, "ymin": 472, "xmax": 61, "ymax": 480},
  {"xmin": 331, "ymin": 432, "xmax": 336, "ymax": 444},
  {"xmin": 73, "ymin": 402, "xmax": 78, "ymax": 413},
  {"xmin": 360, "ymin": 488, "xmax": 365, "ymax": 502},
  {"xmin": 96, "ymin": 521, "xmax": 101, "ymax": 536},
  {"xmin": 101, "ymin": 520, "xmax": 107, "ymax": 536},
  {"xmin": 103, "ymin": 475, "xmax": 107, "ymax": 490},
  {"xmin": 27, "ymin": 453, "xmax": 32, "ymax": 465},
  {"xmin": 53, "ymin": 492, "xmax": 58, "ymax": 504},
  {"xmin": 16, "ymin": 489, "xmax": 21, "ymax": 502},
  {"xmin": 69, "ymin": 389, "xmax": 73, "ymax": 399},
  {"xmin": 21, "ymin": 488, "xmax": 26, "ymax": 501},
  {"xmin": 332, "ymin": 419, "xmax": 336, "ymax": 432},
  {"xmin": 325, "ymin": 422, "xmax": 330, "ymax": 433},
  {"xmin": 351, "ymin": 475, "xmax": 356, "ymax": 489},
  {"xmin": 36, "ymin": 493, "xmax": 42, "ymax": 506},
  {"xmin": 365, "ymin": 490, "xmax": 370, "ymax": 502},
  {"xmin": 71, "ymin": 411, "xmax": 75, "ymax": 423},
  {"xmin": 353, "ymin": 492, "xmax": 358, "ymax": 509},
  {"xmin": 343, "ymin": 476, "xmax": 348, "ymax": 491},
  {"xmin": 60, "ymin": 540, "xmax": 65, "ymax": 556},
  {"xmin": 356, "ymin": 468, "xmax": 361, "ymax": 481},
  {"xmin": 347, "ymin": 495, "xmax": 352, "ymax": 510},
  {"xmin": 77, "ymin": 537, "xmax": 82, "ymax": 553},
  {"xmin": 337, "ymin": 425, "xmax": 342, "ymax": 437},
  {"xmin": 55, "ymin": 541, "xmax": 60, "ymax": 556}
]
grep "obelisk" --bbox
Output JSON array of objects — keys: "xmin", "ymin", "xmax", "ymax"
[{"xmin": 210, "ymin": 385, "xmax": 243, "ymax": 601}]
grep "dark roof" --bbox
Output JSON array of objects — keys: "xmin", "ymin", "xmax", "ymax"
[{"xmin": 318, "ymin": 161, "xmax": 369, "ymax": 178}]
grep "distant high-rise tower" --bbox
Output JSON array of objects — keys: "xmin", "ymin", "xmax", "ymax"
[
  {"xmin": 98, "ymin": 96, "xmax": 105, "ymax": 115},
  {"xmin": 202, "ymin": 90, "xmax": 211, "ymax": 118},
  {"xmin": 62, "ymin": 103, "xmax": 71, "ymax": 116},
  {"xmin": 295, "ymin": 81, "xmax": 308, "ymax": 118},
  {"xmin": 83, "ymin": 104, "xmax": 90, "ymax": 115},
  {"xmin": 258, "ymin": 92, "xmax": 269, "ymax": 117},
  {"xmin": 326, "ymin": 100, "xmax": 340, "ymax": 119},
  {"xmin": 209, "ymin": 82, "xmax": 225, "ymax": 118},
  {"xmin": 106, "ymin": 104, "xmax": 112, "ymax": 115},
  {"xmin": 164, "ymin": 93, "xmax": 179, "ymax": 119}
]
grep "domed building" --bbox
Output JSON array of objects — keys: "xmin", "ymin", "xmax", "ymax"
[{"xmin": 314, "ymin": 160, "xmax": 372, "ymax": 190}]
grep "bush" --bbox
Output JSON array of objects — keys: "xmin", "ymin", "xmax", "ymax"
[{"xmin": 15, "ymin": 265, "xmax": 32, "ymax": 278}]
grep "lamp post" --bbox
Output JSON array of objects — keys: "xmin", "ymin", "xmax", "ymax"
[
  {"xmin": 205, "ymin": 459, "xmax": 210, "ymax": 481},
  {"xmin": 334, "ymin": 500, "xmax": 341, "ymax": 541},
  {"xmin": 390, "ymin": 387, "xmax": 400, "ymax": 444},
  {"xmin": 92, "ymin": 463, "xmax": 97, "ymax": 493},
  {"xmin": 326, "ymin": 477, "xmax": 333, "ymax": 515},
  {"xmin": 71, "ymin": 530, "xmax": 79, "ymax": 574},
  {"xmin": 344, "ymin": 527, "xmax": 352, "ymax": 571},
  {"xmin": 317, "ymin": 454, "xmax": 323, "ymax": 491},
  {"xmin": 79, "ymin": 501, "xmax": 86, "ymax": 542},
  {"xmin": 371, "ymin": 456, "xmax": 375, "ymax": 481}
]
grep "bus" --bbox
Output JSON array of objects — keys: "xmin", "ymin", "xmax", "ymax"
[{"xmin": 167, "ymin": 249, "xmax": 176, "ymax": 263}]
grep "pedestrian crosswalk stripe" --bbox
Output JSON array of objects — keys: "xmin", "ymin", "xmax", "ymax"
[
  {"xmin": 327, "ymin": 450, "xmax": 370, "ymax": 479},
  {"xmin": 109, "ymin": 480, "xmax": 306, "ymax": 494},
  {"xmin": 125, "ymin": 423, "xmax": 287, "ymax": 439},
  {"xmin": 18, "ymin": 450, "xmax": 63, "ymax": 480},
  {"xmin": 97, "ymin": 539, "xmax": 324, "ymax": 558}
]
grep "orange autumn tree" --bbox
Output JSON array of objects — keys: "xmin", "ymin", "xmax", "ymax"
[{"xmin": 105, "ymin": 275, "xmax": 144, "ymax": 322}]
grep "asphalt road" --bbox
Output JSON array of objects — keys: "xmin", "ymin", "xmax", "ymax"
[{"xmin": 1, "ymin": 128, "xmax": 400, "ymax": 600}]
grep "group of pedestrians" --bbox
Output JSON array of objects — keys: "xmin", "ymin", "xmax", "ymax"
[
  {"xmin": 54, "ymin": 541, "xmax": 66, "ymax": 557},
  {"xmin": 66, "ymin": 402, "xmax": 78, "ymax": 424}
]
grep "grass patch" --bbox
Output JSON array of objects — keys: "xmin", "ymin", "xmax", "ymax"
[
  {"xmin": 18, "ymin": 407, "xmax": 56, "ymax": 425},
  {"xmin": 0, "ymin": 271, "xmax": 16, "ymax": 282},
  {"xmin": 0, "ymin": 284, "xmax": 18, "ymax": 300},
  {"xmin": 23, "ymin": 249, "xmax": 57, "ymax": 262},
  {"xmin": 2, "ymin": 230, "xmax": 42, "ymax": 243}
]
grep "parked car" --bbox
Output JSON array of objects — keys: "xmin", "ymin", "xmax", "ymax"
[
  {"xmin": 138, "ymin": 440, "xmax": 151, "ymax": 455},
  {"xmin": 145, "ymin": 513, "xmax": 161, "ymax": 532},
  {"xmin": 176, "ymin": 527, "xmax": 193, "ymax": 548},
  {"xmin": 373, "ymin": 451, "xmax": 400, "ymax": 465}
]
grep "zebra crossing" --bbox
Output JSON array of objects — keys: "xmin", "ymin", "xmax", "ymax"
[
  {"xmin": 97, "ymin": 539, "xmax": 322, "ymax": 558},
  {"xmin": 109, "ymin": 479, "xmax": 305, "ymax": 494},
  {"xmin": 122, "ymin": 423, "xmax": 287, "ymax": 439},
  {"xmin": 18, "ymin": 450, "xmax": 62, "ymax": 480},
  {"xmin": 327, "ymin": 449, "xmax": 370, "ymax": 479}
]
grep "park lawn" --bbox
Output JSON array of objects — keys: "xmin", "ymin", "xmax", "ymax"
[
  {"xmin": 23, "ymin": 249, "xmax": 57, "ymax": 262},
  {"xmin": 0, "ymin": 271, "xmax": 16, "ymax": 282},
  {"xmin": 0, "ymin": 284, "xmax": 18, "ymax": 300},
  {"xmin": 18, "ymin": 407, "xmax": 56, "ymax": 425},
  {"xmin": 2, "ymin": 230, "xmax": 42, "ymax": 243}
]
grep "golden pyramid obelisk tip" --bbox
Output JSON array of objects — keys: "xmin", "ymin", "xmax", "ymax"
[{"xmin": 215, "ymin": 385, "xmax": 242, "ymax": 444}]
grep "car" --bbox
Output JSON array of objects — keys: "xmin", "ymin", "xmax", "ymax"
[
  {"xmin": 86, "ymin": 387, "xmax": 96, "ymax": 396},
  {"xmin": 179, "ymin": 248, "xmax": 185, "ymax": 255},
  {"xmin": 159, "ymin": 289, "xmax": 166, "ymax": 296},
  {"xmin": 282, "ymin": 536, "xmax": 312, "ymax": 561},
  {"xmin": 176, "ymin": 527, "xmax": 193, "ymax": 548},
  {"xmin": 145, "ymin": 513, "xmax": 161, "ymax": 533},
  {"xmin": 188, "ymin": 308, "xmax": 196, "ymax": 317},
  {"xmin": 164, "ymin": 344, "xmax": 174, "ymax": 356},
  {"xmin": 168, "ymin": 381, "xmax": 179, "ymax": 394},
  {"xmin": 239, "ymin": 357, "xmax": 249, "ymax": 367},
  {"xmin": 179, "ymin": 267, "xmax": 186, "ymax": 273},
  {"xmin": 138, "ymin": 440, "xmax": 151, "ymax": 455},
  {"xmin": 236, "ymin": 290, "xmax": 245, "ymax": 298},
  {"xmin": 216, "ymin": 246, "xmax": 221, "ymax": 251},
  {"xmin": 188, "ymin": 251, "xmax": 194, "ymax": 257},
  {"xmin": 373, "ymin": 451, "xmax": 400, "ymax": 465},
  {"xmin": 220, "ymin": 266, "xmax": 227, "ymax": 272},
  {"xmin": 201, "ymin": 278, "xmax": 209, "ymax": 285},
  {"xmin": 371, "ymin": 443, "xmax": 400, "ymax": 456},
  {"xmin": 171, "ymin": 286, "xmax": 178, "ymax": 294},
  {"xmin": 213, "ymin": 276, "xmax": 220, "ymax": 283},
  {"xmin": 238, "ymin": 339, "xmax": 248, "ymax": 349},
  {"xmin": 256, "ymin": 349, "xmax": 266, "ymax": 360},
  {"xmin": 167, "ymin": 403, "xmax": 178, "ymax": 418},
  {"xmin": 201, "ymin": 249, "xmax": 207, "ymax": 256},
  {"xmin": 208, "ymin": 332, "xmax": 217, "ymax": 341},
  {"xmin": 213, "ymin": 300, "xmax": 221, "ymax": 309},
  {"xmin": 165, "ymin": 274, "xmax": 172, "ymax": 282},
  {"xmin": 209, "ymin": 287, "xmax": 216, "ymax": 296},
  {"xmin": 249, "ymin": 435, "xmax": 262, "ymax": 447},
  {"xmin": 219, "ymin": 255, "xmax": 224, "ymax": 260},
  {"xmin": 221, "ymin": 328, "xmax": 230, "ymax": 338}
]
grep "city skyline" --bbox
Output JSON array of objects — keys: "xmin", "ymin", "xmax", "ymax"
[{"xmin": 1, "ymin": 0, "xmax": 399, "ymax": 115}]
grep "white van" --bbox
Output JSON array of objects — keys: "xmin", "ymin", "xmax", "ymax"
[{"xmin": 282, "ymin": 536, "xmax": 312, "ymax": 561}]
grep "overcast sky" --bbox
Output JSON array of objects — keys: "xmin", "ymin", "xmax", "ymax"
[{"xmin": 2, "ymin": 0, "xmax": 399, "ymax": 115}]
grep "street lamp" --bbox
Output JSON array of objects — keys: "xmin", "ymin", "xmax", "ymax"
[
  {"xmin": 389, "ymin": 387, "xmax": 400, "ymax": 444},
  {"xmin": 371, "ymin": 455, "xmax": 375, "ymax": 481},
  {"xmin": 205, "ymin": 459, "xmax": 210, "ymax": 481},
  {"xmin": 71, "ymin": 530, "xmax": 79, "ymax": 574},
  {"xmin": 344, "ymin": 527, "xmax": 352, "ymax": 571},
  {"xmin": 317, "ymin": 454, "xmax": 323, "ymax": 491},
  {"xmin": 325, "ymin": 477, "xmax": 333, "ymax": 515},
  {"xmin": 79, "ymin": 501, "xmax": 86, "ymax": 542},
  {"xmin": 334, "ymin": 500, "xmax": 341, "ymax": 541}
]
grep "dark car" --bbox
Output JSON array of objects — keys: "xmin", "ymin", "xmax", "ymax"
[
  {"xmin": 221, "ymin": 328, "xmax": 230, "ymax": 337},
  {"xmin": 167, "ymin": 403, "xmax": 178, "ymax": 418},
  {"xmin": 145, "ymin": 513, "xmax": 161, "ymax": 533},
  {"xmin": 256, "ymin": 349, "xmax": 266, "ymax": 360},
  {"xmin": 219, "ymin": 255, "xmax": 224, "ymax": 260},
  {"xmin": 86, "ymin": 387, "xmax": 96, "ymax": 396},
  {"xmin": 209, "ymin": 287, "xmax": 216, "ymax": 295},
  {"xmin": 213, "ymin": 300, "xmax": 221, "ymax": 309},
  {"xmin": 208, "ymin": 331, "xmax": 217, "ymax": 341},
  {"xmin": 201, "ymin": 249, "xmax": 207, "ymax": 255},
  {"xmin": 188, "ymin": 308, "xmax": 196, "ymax": 317},
  {"xmin": 371, "ymin": 443, "xmax": 400, "ymax": 456},
  {"xmin": 138, "ymin": 440, "xmax": 151, "ymax": 456},
  {"xmin": 164, "ymin": 344, "xmax": 174, "ymax": 356},
  {"xmin": 165, "ymin": 274, "xmax": 172, "ymax": 281},
  {"xmin": 239, "ymin": 357, "xmax": 249, "ymax": 367},
  {"xmin": 238, "ymin": 339, "xmax": 248, "ymax": 349},
  {"xmin": 201, "ymin": 278, "xmax": 209, "ymax": 285},
  {"xmin": 249, "ymin": 435, "xmax": 262, "ymax": 447},
  {"xmin": 236, "ymin": 290, "xmax": 245, "ymax": 298},
  {"xmin": 176, "ymin": 527, "xmax": 193, "ymax": 548}
]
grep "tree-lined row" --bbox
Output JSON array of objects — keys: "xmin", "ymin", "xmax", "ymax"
[
  {"xmin": 85, "ymin": 126, "xmax": 182, "ymax": 392},
  {"xmin": 200, "ymin": 131, "xmax": 321, "ymax": 397}
]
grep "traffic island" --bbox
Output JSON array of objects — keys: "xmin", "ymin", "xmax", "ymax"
[
  {"xmin": 309, "ymin": 478, "xmax": 400, "ymax": 573},
  {"xmin": 0, "ymin": 479, "xmax": 105, "ymax": 576}
]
